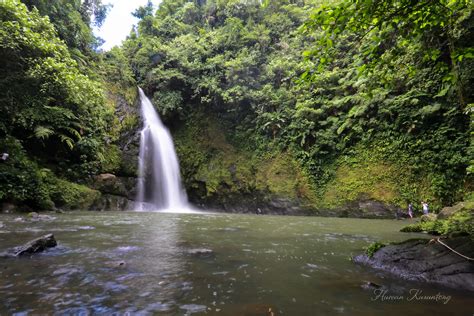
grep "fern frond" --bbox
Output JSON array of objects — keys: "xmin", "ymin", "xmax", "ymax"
[
  {"xmin": 64, "ymin": 127, "xmax": 82, "ymax": 140},
  {"xmin": 59, "ymin": 134, "xmax": 74, "ymax": 150},
  {"xmin": 34, "ymin": 126, "xmax": 54, "ymax": 140}
]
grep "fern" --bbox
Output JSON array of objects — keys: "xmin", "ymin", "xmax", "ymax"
[
  {"xmin": 59, "ymin": 134, "xmax": 74, "ymax": 150},
  {"xmin": 34, "ymin": 126, "xmax": 54, "ymax": 140},
  {"xmin": 64, "ymin": 127, "xmax": 82, "ymax": 140}
]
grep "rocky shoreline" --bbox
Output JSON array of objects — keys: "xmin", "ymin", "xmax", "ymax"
[
  {"xmin": 194, "ymin": 197, "xmax": 403, "ymax": 218},
  {"xmin": 353, "ymin": 237, "xmax": 474, "ymax": 291}
]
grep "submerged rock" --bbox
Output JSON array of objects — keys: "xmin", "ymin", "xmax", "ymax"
[
  {"xmin": 27, "ymin": 212, "xmax": 56, "ymax": 221},
  {"xmin": 105, "ymin": 260, "xmax": 126, "ymax": 268},
  {"xmin": 353, "ymin": 237, "xmax": 474, "ymax": 291},
  {"xmin": 179, "ymin": 304, "xmax": 207, "ymax": 314},
  {"xmin": 360, "ymin": 281, "xmax": 382, "ymax": 290},
  {"xmin": 187, "ymin": 248, "xmax": 214, "ymax": 257},
  {"xmin": 12, "ymin": 233, "xmax": 57, "ymax": 256}
]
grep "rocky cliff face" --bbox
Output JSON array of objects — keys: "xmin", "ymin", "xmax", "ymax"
[{"xmin": 90, "ymin": 87, "xmax": 140, "ymax": 211}]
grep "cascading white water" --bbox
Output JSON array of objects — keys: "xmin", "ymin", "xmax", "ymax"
[{"xmin": 135, "ymin": 88, "xmax": 190, "ymax": 212}]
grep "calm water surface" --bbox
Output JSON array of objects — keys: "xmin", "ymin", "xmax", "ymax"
[{"xmin": 0, "ymin": 212, "xmax": 472, "ymax": 315}]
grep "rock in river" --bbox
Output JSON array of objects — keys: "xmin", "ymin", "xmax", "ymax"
[
  {"xmin": 353, "ymin": 237, "xmax": 474, "ymax": 291},
  {"xmin": 187, "ymin": 248, "xmax": 214, "ymax": 257},
  {"xmin": 12, "ymin": 233, "xmax": 57, "ymax": 256}
]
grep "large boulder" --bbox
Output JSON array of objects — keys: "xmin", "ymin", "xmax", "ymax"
[
  {"xmin": 92, "ymin": 174, "xmax": 136, "ymax": 199},
  {"xmin": 91, "ymin": 173, "xmax": 137, "ymax": 211},
  {"xmin": 353, "ymin": 237, "xmax": 474, "ymax": 291},
  {"xmin": 12, "ymin": 233, "xmax": 57, "ymax": 256},
  {"xmin": 420, "ymin": 213, "xmax": 437, "ymax": 222},
  {"xmin": 438, "ymin": 202, "xmax": 467, "ymax": 219}
]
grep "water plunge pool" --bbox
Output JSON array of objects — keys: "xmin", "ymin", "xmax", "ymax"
[{"xmin": 0, "ymin": 212, "xmax": 472, "ymax": 315}]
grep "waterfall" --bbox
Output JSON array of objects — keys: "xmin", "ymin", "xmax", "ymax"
[{"xmin": 135, "ymin": 88, "xmax": 189, "ymax": 212}]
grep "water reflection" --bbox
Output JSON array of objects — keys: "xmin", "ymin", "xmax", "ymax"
[{"xmin": 0, "ymin": 212, "xmax": 472, "ymax": 315}]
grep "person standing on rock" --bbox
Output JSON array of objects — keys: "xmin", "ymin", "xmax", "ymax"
[
  {"xmin": 408, "ymin": 203, "xmax": 414, "ymax": 218},
  {"xmin": 422, "ymin": 201, "xmax": 429, "ymax": 214}
]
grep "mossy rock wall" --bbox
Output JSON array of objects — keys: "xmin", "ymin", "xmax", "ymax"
[
  {"xmin": 173, "ymin": 113, "xmax": 317, "ymax": 214},
  {"xmin": 103, "ymin": 84, "xmax": 140, "ymax": 177},
  {"xmin": 316, "ymin": 145, "xmax": 438, "ymax": 216},
  {"xmin": 172, "ymin": 111, "xmax": 452, "ymax": 217},
  {"xmin": 49, "ymin": 179, "xmax": 101, "ymax": 211}
]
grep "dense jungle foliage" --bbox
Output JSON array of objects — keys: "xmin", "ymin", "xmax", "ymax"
[
  {"xmin": 0, "ymin": 0, "xmax": 135, "ymax": 210},
  {"xmin": 125, "ymin": 0, "xmax": 473, "ymax": 211},
  {"xmin": 0, "ymin": 0, "xmax": 472, "ymax": 214}
]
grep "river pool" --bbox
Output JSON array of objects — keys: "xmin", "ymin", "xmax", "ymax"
[{"xmin": 0, "ymin": 212, "xmax": 472, "ymax": 315}]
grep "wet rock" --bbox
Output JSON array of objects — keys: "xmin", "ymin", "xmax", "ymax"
[
  {"xmin": 91, "ymin": 194, "xmax": 132, "ymax": 211},
  {"xmin": 27, "ymin": 212, "xmax": 56, "ymax": 221},
  {"xmin": 12, "ymin": 233, "xmax": 57, "ymax": 256},
  {"xmin": 27, "ymin": 211, "xmax": 39, "ymax": 218},
  {"xmin": 336, "ymin": 199, "xmax": 402, "ymax": 219},
  {"xmin": 192, "ymin": 191, "xmax": 314, "ymax": 216},
  {"xmin": 97, "ymin": 173, "xmax": 117, "ymax": 182},
  {"xmin": 360, "ymin": 281, "xmax": 382, "ymax": 290},
  {"xmin": 187, "ymin": 248, "xmax": 214, "ymax": 257},
  {"xmin": 92, "ymin": 174, "xmax": 136, "ymax": 199},
  {"xmin": 105, "ymin": 261, "xmax": 126, "ymax": 268},
  {"xmin": 89, "ymin": 173, "xmax": 137, "ymax": 212},
  {"xmin": 196, "ymin": 194, "xmax": 402, "ymax": 218},
  {"xmin": 353, "ymin": 237, "xmax": 474, "ymax": 291}
]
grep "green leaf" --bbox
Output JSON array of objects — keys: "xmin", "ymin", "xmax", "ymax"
[{"xmin": 34, "ymin": 126, "xmax": 54, "ymax": 140}]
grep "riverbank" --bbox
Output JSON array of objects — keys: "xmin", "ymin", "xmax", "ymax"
[
  {"xmin": 353, "ymin": 237, "xmax": 474, "ymax": 291},
  {"xmin": 353, "ymin": 200, "xmax": 474, "ymax": 291}
]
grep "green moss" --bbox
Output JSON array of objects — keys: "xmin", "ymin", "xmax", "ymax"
[
  {"xmin": 101, "ymin": 144, "xmax": 121, "ymax": 173},
  {"xmin": 365, "ymin": 242, "xmax": 386, "ymax": 258},
  {"xmin": 400, "ymin": 224, "xmax": 423, "ymax": 233},
  {"xmin": 174, "ymin": 112, "xmax": 317, "ymax": 204},
  {"xmin": 317, "ymin": 143, "xmax": 438, "ymax": 212},
  {"xmin": 255, "ymin": 151, "xmax": 318, "ymax": 203},
  {"xmin": 49, "ymin": 179, "xmax": 101, "ymax": 210}
]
